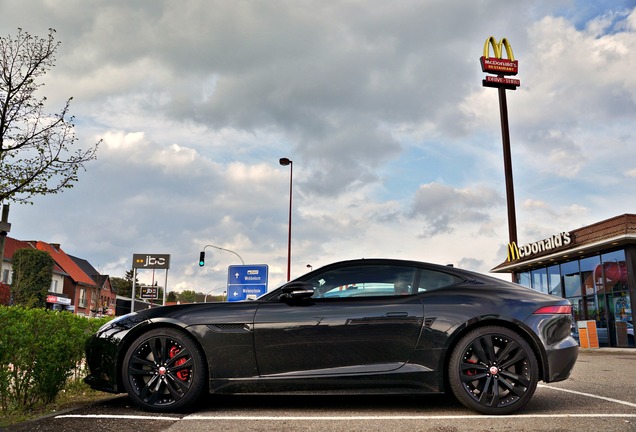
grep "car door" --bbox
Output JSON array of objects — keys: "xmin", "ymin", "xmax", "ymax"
[{"xmin": 253, "ymin": 263, "xmax": 425, "ymax": 376}]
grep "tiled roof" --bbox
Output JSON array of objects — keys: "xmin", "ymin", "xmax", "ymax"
[
  {"xmin": 69, "ymin": 254, "xmax": 100, "ymax": 285},
  {"xmin": 2, "ymin": 237, "xmax": 66, "ymax": 275},
  {"xmin": 3, "ymin": 237, "xmax": 35, "ymax": 259},
  {"xmin": 35, "ymin": 242, "xmax": 96, "ymax": 286}
]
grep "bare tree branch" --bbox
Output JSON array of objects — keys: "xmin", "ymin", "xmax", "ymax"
[{"xmin": 0, "ymin": 28, "xmax": 100, "ymax": 204}]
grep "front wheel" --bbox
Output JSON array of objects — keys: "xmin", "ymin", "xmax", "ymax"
[
  {"xmin": 122, "ymin": 327, "xmax": 207, "ymax": 412},
  {"xmin": 448, "ymin": 326, "xmax": 538, "ymax": 415}
]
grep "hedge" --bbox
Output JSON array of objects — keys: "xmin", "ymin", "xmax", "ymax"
[{"xmin": 0, "ymin": 306, "xmax": 110, "ymax": 413}]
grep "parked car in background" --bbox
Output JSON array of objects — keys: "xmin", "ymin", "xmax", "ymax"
[{"xmin": 85, "ymin": 258, "xmax": 579, "ymax": 415}]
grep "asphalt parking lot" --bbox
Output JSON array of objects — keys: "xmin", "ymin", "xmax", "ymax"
[{"xmin": 5, "ymin": 348, "xmax": 636, "ymax": 432}]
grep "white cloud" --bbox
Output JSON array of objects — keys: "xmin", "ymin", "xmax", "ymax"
[{"xmin": 3, "ymin": 1, "xmax": 636, "ymax": 293}]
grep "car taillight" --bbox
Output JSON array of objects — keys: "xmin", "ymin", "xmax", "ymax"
[{"xmin": 533, "ymin": 305, "xmax": 572, "ymax": 315}]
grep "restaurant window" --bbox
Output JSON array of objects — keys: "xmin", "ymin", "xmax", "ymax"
[
  {"xmin": 580, "ymin": 256, "xmax": 600, "ymax": 297},
  {"xmin": 548, "ymin": 265, "xmax": 562, "ymax": 297},
  {"xmin": 531, "ymin": 268, "xmax": 548, "ymax": 294},
  {"xmin": 562, "ymin": 261, "xmax": 581, "ymax": 297},
  {"xmin": 600, "ymin": 250, "xmax": 632, "ymax": 346},
  {"xmin": 517, "ymin": 271, "xmax": 531, "ymax": 288}
]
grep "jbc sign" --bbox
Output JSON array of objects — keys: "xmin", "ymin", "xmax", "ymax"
[
  {"xmin": 132, "ymin": 254, "xmax": 171, "ymax": 269},
  {"xmin": 140, "ymin": 286, "xmax": 159, "ymax": 299}
]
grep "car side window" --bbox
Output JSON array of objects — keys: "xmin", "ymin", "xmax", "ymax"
[
  {"xmin": 417, "ymin": 269, "xmax": 461, "ymax": 292},
  {"xmin": 305, "ymin": 265, "xmax": 418, "ymax": 299}
]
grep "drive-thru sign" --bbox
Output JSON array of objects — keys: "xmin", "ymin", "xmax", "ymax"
[{"xmin": 227, "ymin": 264, "xmax": 268, "ymax": 301}]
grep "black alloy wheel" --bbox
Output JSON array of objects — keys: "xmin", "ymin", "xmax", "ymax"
[
  {"xmin": 448, "ymin": 326, "xmax": 538, "ymax": 415},
  {"xmin": 122, "ymin": 327, "xmax": 206, "ymax": 412}
]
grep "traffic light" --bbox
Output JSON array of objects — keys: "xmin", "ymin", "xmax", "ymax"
[{"xmin": 198, "ymin": 251, "xmax": 205, "ymax": 267}]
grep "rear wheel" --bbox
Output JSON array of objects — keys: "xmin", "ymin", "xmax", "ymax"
[
  {"xmin": 122, "ymin": 327, "xmax": 206, "ymax": 412},
  {"xmin": 448, "ymin": 326, "xmax": 538, "ymax": 415}
]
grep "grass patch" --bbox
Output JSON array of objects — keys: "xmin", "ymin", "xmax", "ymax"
[{"xmin": 0, "ymin": 380, "xmax": 115, "ymax": 428}]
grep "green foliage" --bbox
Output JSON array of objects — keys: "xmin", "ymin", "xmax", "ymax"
[
  {"xmin": 10, "ymin": 248, "xmax": 54, "ymax": 308},
  {"xmin": 0, "ymin": 306, "xmax": 109, "ymax": 413},
  {"xmin": 110, "ymin": 276, "xmax": 131, "ymax": 298},
  {"xmin": 111, "ymin": 269, "xmax": 138, "ymax": 298},
  {"xmin": 178, "ymin": 289, "xmax": 198, "ymax": 303}
]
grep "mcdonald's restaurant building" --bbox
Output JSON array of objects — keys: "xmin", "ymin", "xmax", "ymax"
[{"xmin": 492, "ymin": 213, "xmax": 636, "ymax": 348}]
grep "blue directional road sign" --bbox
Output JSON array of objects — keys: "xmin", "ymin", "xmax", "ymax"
[{"xmin": 227, "ymin": 264, "xmax": 268, "ymax": 302}]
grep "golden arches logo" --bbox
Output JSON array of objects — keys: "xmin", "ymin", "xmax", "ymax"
[
  {"xmin": 507, "ymin": 242, "xmax": 520, "ymax": 262},
  {"xmin": 480, "ymin": 36, "xmax": 518, "ymax": 77},
  {"xmin": 483, "ymin": 36, "xmax": 515, "ymax": 62}
]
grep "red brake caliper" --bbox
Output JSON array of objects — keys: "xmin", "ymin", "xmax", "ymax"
[
  {"xmin": 169, "ymin": 345, "xmax": 189, "ymax": 381},
  {"xmin": 466, "ymin": 358, "xmax": 478, "ymax": 376}
]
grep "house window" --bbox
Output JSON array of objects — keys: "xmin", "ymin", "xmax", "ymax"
[
  {"xmin": 2, "ymin": 269, "xmax": 8, "ymax": 283},
  {"xmin": 79, "ymin": 288, "xmax": 87, "ymax": 308}
]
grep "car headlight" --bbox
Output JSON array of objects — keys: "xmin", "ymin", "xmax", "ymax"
[{"xmin": 97, "ymin": 312, "xmax": 140, "ymax": 333}]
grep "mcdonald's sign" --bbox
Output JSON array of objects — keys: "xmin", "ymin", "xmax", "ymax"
[
  {"xmin": 507, "ymin": 232, "xmax": 572, "ymax": 262},
  {"xmin": 507, "ymin": 242, "xmax": 521, "ymax": 262},
  {"xmin": 480, "ymin": 36, "xmax": 520, "ymax": 90},
  {"xmin": 480, "ymin": 36, "xmax": 518, "ymax": 75}
]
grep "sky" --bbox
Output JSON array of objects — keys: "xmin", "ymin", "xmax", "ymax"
[{"xmin": 1, "ymin": 0, "xmax": 636, "ymax": 294}]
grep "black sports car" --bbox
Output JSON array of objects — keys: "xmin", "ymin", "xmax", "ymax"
[{"xmin": 84, "ymin": 258, "xmax": 578, "ymax": 415}]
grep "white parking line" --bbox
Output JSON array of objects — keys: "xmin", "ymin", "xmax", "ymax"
[
  {"xmin": 185, "ymin": 414, "xmax": 636, "ymax": 420},
  {"xmin": 55, "ymin": 386, "xmax": 636, "ymax": 422},
  {"xmin": 57, "ymin": 414, "xmax": 181, "ymax": 421},
  {"xmin": 538, "ymin": 384, "xmax": 636, "ymax": 409},
  {"xmin": 57, "ymin": 413, "xmax": 636, "ymax": 421}
]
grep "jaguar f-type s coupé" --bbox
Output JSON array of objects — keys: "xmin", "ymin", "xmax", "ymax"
[{"xmin": 85, "ymin": 258, "xmax": 578, "ymax": 415}]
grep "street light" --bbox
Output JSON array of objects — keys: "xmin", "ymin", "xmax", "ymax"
[
  {"xmin": 199, "ymin": 244, "xmax": 245, "ymax": 266},
  {"xmin": 204, "ymin": 287, "xmax": 227, "ymax": 302},
  {"xmin": 279, "ymin": 157, "xmax": 293, "ymax": 281}
]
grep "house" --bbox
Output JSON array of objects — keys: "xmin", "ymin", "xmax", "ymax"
[
  {"xmin": 0, "ymin": 237, "xmax": 68, "ymax": 307},
  {"xmin": 0, "ymin": 236, "xmax": 115, "ymax": 316},
  {"xmin": 69, "ymin": 254, "xmax": 116, "ymax": 316}
]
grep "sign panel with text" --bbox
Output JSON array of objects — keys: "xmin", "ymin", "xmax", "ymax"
[
  {"xmin": 227, "ymin": 264, "xmax": 268, "ymax": 302},
  {"xmin": 132, "ymin": 254, "xmax": 171, "ymax": 269}
]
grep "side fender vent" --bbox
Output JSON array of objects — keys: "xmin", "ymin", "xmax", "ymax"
[{"xmin": 208, "ymin": 323, "xmax": 252, "ymax": 333}]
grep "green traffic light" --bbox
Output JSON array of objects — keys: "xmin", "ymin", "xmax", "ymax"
[{"xmin": 199, "ymin": 251, "xmax": 205, "ymax": 267}]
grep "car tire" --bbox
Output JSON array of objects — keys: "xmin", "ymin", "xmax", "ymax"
[
  {"xmin": 448, "ymin": 326, "xmax": 538, "ymax": 415},
  {"xmin": 122, "ymin": 327, "xmax": 207, "ymax": 412}
]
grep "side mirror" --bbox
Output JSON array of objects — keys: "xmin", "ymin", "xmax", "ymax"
[{"xmin": 279, "ymin": 281, "xmax": 315, "ymax": 301}]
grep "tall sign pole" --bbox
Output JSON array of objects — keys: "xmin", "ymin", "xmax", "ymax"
[
  {"xmin": 480, "ymin": 36, "xmax": 521, "ymax": 281},
  {"xmin": 498, "ymin": 86, "xmax": 517, "ymax": 247}
]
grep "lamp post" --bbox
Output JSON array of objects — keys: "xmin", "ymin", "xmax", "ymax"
[
  {"xmin": 279, "ymin": 157, "xmax": 293, "ymax": 281},
  {"xmin": 199, "ymin": 244, "xmax": 245, "ymax": 266},
  {"xmin": 204, "ymin": 287, "xmax": 227, "ymax": 302}
]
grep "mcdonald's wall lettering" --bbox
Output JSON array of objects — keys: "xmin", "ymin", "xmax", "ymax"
[
  {"xmin": 480, "ymin": 36, "xmax": 520, "ymax": 90},
  {"xmin": 507, "ymin": 232, "xmax": 572, "ymax": 262}
]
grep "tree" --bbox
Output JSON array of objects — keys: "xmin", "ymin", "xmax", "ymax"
[
  {"xmin": 10, "ymin": 248, "xmax": 54, "ymax": 307},
  {"xmin": 111, "ymin": 269, "xmax": 138, "ymax": 298},
  {"xmin": 0, "ymin": 28, "xmax": 99, "ymax": 204},
  {"xmin": 177, "ymin": 290, "xmax": 198, "ymax": 304},
  {"xmin": 110, "ymin": 276, "xmax": 131, "ymax": 298}
]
